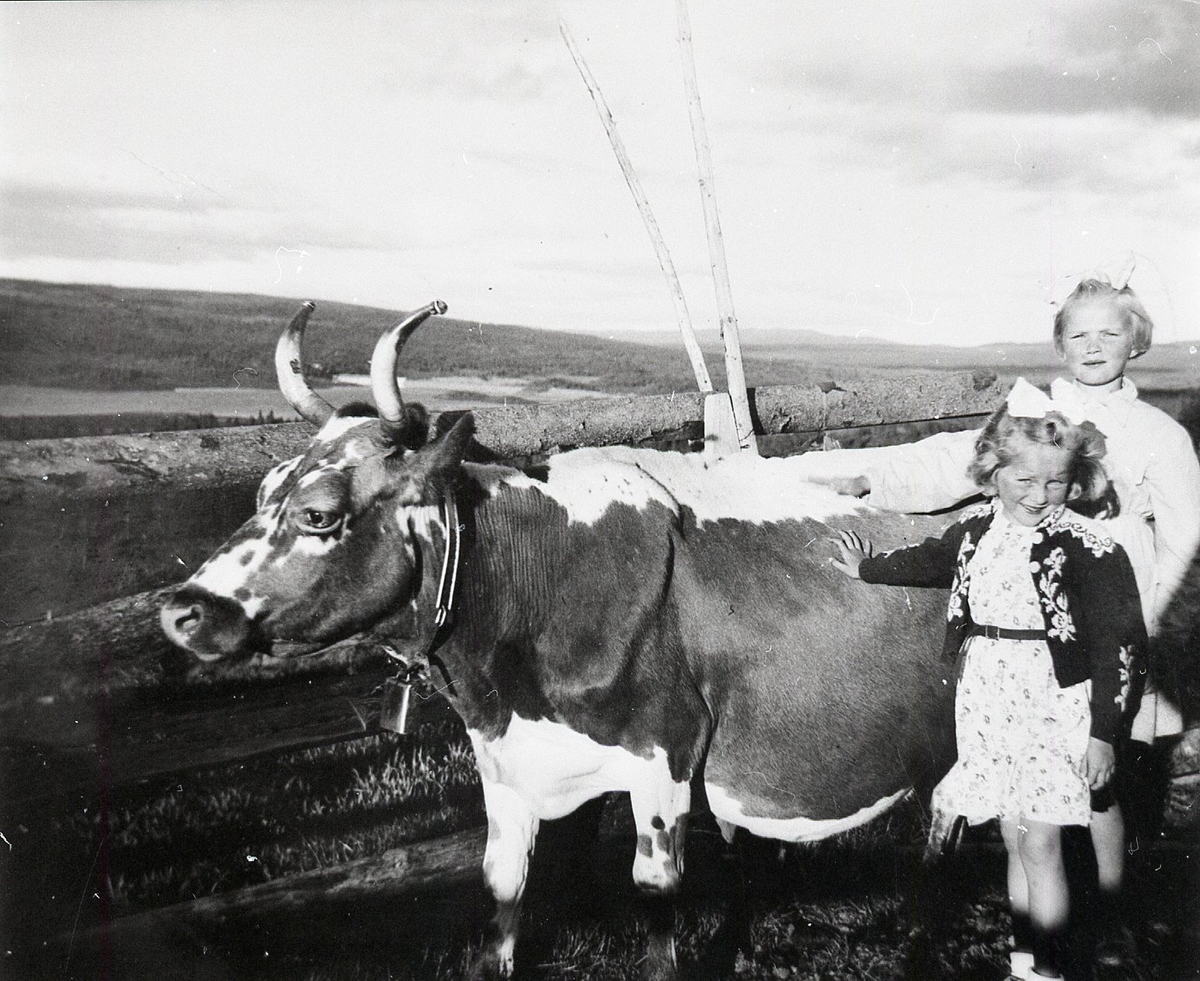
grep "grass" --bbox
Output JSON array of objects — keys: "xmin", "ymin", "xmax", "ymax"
[
  {"xmin": 0, "ymin": 410, "xmax": 288, "ymax": 440},
  {"xmin": 1, "ymin": 716, "xmax": 484, "ymax": 948},
  {"xmin": 7, "ymin": 277, "xmax": 1197, "ymax": 401},
  {"xmin": 0, "ymin": 278, "xmax": 708, "ymax": 395},
  {"xmin": 9, "ymin": 737, "xmax": 1196, "ymax": 981},
  {"xmin": 4, "ymin": 277, "xmax": 1198, "ymax": 445},
  {"xmin": 102, "ymin": 805, "xmax": 1186, "ymax": 981}
]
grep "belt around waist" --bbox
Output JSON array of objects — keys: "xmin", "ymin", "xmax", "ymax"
[{"xmin": 967, "ymin": 624, "xmax": 1047, "ymax": 641}]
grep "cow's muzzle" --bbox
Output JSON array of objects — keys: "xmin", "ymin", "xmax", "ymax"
[{"xmin": 160, "ymin": 584, "xmax": 258, "ymax": 662}]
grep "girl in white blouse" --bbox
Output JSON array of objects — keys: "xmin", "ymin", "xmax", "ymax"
[{"xmin": 796, "ymin": 268, "xmax": 1200, "ymax": 964}]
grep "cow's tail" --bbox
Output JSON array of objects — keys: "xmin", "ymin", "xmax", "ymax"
[{"xmin": 922, "ymin": 807, "xmax": 965, "ymax": 865}]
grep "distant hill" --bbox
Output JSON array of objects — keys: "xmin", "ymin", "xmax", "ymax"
[
  {"xmin": 0, "ymin": 278, "xmax": 701, "ymax": 395},
  {"xmin": 586, "ymin": 326, "xmax": 900, "ymax": 348},
  {"xmin": 1, "ymin": 278, "xmax": 1197, "ymax": 395},
  {"xmin": 594, "ymin": 325, "xmax": 1200, "ymax": 392}
]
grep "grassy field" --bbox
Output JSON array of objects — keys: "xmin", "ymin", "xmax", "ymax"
[
  {"xmin": 5, "ymin": 277, "xmax": 1198, "ymax": 398},
  {"xmin": 7, "ymin": 716, "xmax": 1196, "ymax": 981},
  {"xmin": 0, "ymin": 278, "xmax": 712, "ymax": 395},
  {"xmin": 4, "ymin": 277, "xmax": 1198, "ymax": 443}
]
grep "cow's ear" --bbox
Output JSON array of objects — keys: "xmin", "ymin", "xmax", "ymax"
[
  {"xmin": 389, "ymin": 413, "xmax": 475, "ymax": 501},
  {"xmin": 437, "ymin": 412, "xmax": 476, "ymax": 461}
]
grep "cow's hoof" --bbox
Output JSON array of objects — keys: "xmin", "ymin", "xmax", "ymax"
[
  {"xmin": 464, "ymin": 948, "xmax": 511, "ymax": 981},
  {"xmin": 903, "ymin": 927, "xmax": 947, "ymax": 981},
  {"xmin": 639, "ymin": 956, "xmax": 678, "ymax": 981},
  {"xmin": 1093, "ymin": 924, "xmax": 1139, "ymax": 973},
  {"xmin": 640, "ymin": 933, "xmax": 678, "ymax": 981}
]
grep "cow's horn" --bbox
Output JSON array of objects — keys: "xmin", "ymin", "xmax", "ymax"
[
  {"xmin": 371, "ymin": 300, "xmax": 447, "ymax": 440},
  {"xmin": 274, "ymin": 301, "xmax": 335, "ymax": 427}
]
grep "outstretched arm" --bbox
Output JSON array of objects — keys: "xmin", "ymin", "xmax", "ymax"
[
  {"xmin": 831, "ymin": 516, "xmax": 970, "ymax": 589},
  {"xmin": 794, "ymin": 428, "xmax": 981, "ymax": 513}
]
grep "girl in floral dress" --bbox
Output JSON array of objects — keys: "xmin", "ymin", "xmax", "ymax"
[
  {"xmin": 832, "ymin": 382, "xmax": 1147, "ymax": 980},
  {"xmin": 801, "ymin": 265, "xmax": 1200, "ymax": 965}
]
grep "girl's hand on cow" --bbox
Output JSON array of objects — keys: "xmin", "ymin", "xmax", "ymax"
[
  {"xmin": 830, "ymin": 529, "xmax": 874, "ymax": 579},
  {"xmin": 1085, "ymin": 737, "xmax": 1116, "ymax": 790}
]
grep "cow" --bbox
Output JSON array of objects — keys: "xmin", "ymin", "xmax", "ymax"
[{"xmin": 160, "ymin": 301, "xmax": 958, "ymax": 980}]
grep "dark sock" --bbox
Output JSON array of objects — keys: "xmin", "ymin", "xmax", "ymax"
[
  {"xmin": 1094, "ymin": 885, "xmax": 1139, "ymax": 967},
  {"xmin": 1012, "ymin": 911, "xmax": 1035, "ymax": 953},
  {"xmin": 1031, "ymin": 924, "xmax": 1064, "ymax": 978},
  {"xmin": 1096, "ymin": 887, "xmax": 1122, "ymax": 926},
  {"xmin": 1118, "ymin": 739, "xmax": 1167, "ymax": 852}
]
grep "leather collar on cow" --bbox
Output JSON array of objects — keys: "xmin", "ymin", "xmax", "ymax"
[{"xmin": 384, "ymin": 491, "xmax": 462, "ymax": 696}]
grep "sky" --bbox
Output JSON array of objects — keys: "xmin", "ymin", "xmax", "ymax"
[{"xmin": 1, "ymin": 0, "xmax": 1198, "ymax": 347}]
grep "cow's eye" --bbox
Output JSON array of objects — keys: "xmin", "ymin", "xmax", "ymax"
[{"xmin": 295, "ymin": 508, "xmax": 343, "ymax": 535}]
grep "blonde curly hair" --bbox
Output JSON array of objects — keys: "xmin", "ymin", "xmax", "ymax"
[{"xmin": 968, "ymin": 405, "xmax": 1112, "ymax": 506}]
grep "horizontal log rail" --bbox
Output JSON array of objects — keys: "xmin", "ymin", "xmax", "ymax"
[
  {"xmin": 0, "ymin": 373, "xmax": 1001, "ymax": 503},
  {"xmin": 41, "ymin": 827, "xmax": 489, "ymax": 978},
  {"xmin": 1, "ymin": 668, "xmax": 451, "ymax": 806},
  {"xmin": 0, "ymin": 585, "xmax": 460, "ymax": 804}
]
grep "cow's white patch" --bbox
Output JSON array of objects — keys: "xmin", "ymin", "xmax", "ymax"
[
  {"xmin": 258, "ymin": 456, "xmax": 302, "ymax": 505},
  {"xmin": 705, "ymin": 782, "xmax": 907, "ymax": 842},
  {"xmin": 323, "ymin": 439, "xmax": 375, "ymax": 466},
  {"xmin": 477, "ymin": 777, "xmax": 538, "ymax": 976},
  {"xmin": 283, "ymin": 532, "xmax": 341, "ymax": 558},
  {"xmin": 398, "ymin": 503, "xmax": 440, "ymax": 531},
  {"xmin": 192, "ymin": 539, "xmax": 263, "ymax": 597},
  {"xmin": 629, "ymin": 770, "xmax": 690, "ymax": 894},
  {"xmin": 463, "ymin": 462, "xmax": 535, "ymax": 502},
  {"xmin": 296, "ymin": 466, "xmax": 341, "ymax": 490},
  {"xmin": 468, "ymin": 715, "xmax": 676, "ymax": 821},
  {"xmin": 490, "ymin": 447, "xmax": 864, "ymax": 528},
  {"xmin": 315, "ymin": 415, "xmax": 375, "ymax": 443},
  {"xmin": 470, "ymin": 715, "xmax": 691, "ymax": 902}
]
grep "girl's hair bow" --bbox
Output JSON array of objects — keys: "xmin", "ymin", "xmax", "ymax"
[
  {"xmin": 1006, "ymin": 377, "xmax": 1089, "ymax": 425},
  {"xmin": 1079, "ymin": 252, "xmax": 1136, "ymax": 291}
]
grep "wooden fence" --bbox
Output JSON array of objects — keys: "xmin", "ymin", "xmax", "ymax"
[{"xmin": 0, "ymin": 372, "xmax": 1003, "ymax": 962}]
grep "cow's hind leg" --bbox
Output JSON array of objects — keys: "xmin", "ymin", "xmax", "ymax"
[
  {"xmin": 467, "ymin": 778, "xmax": 539, "ymax": 981},
  {"xmin": 708, "ymin": 819, "xmax": 752, "ymax": 970},
  {"xmin": 629, "ymin": 773, "xmax": 691, "ymax": 981}
]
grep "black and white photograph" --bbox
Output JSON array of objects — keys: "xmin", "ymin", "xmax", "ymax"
[{"xmin": 1, "ymin": 2, "xmax": 1197, "ymax": 979}]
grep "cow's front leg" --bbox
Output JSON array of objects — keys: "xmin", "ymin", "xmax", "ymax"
[
  {"xmin": 467, "ymin": 777, "xmax": 539, "ymax": 981},
  {"xmin": 629, "ymin": 767, "xmax": 691, "ymax": 981}
]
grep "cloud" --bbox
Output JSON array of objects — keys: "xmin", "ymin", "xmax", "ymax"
[
  {"xmin": 0, "ymin": 181, "xmax": 260, "ymax": 263},
  {"xmin": 2, "ymin": 1, "xmax": 1196, "ymax": 348},
  {"xmin": 955, "ymin": 58, "xmax": 1198, "ymax": 119},
  {"xmin": 752, "ymin": 1, "xmax": 1198, "ymax": 120},
  {"xmin": 0, "ymin": 180, "xmax": 421, "ymax": 268},
  {"xmin": 828, "ymin": 108, "xmax": 1200, "ymax": 201}
]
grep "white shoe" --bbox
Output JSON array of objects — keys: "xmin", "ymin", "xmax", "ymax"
[{"xmin": 1008, "ymin": 950, "xmax": 1034, "ymax": 979}]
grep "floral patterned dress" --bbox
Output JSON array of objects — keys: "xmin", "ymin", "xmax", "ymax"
[{"xmin": 932, "ymin": 504, "xmax": 1093, "ymax": 827}]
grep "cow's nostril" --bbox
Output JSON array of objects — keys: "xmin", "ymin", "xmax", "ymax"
[
  {"xmin": 174, "ymin": 605, "xmax": 202, "ymax": 636},
  {"xmin": 161, "ymin": 601, "xmax": 204, "ymax": 643},
  {"xmin": 161, "ymin": 585, "xmax": 253, "ymax": 660}
]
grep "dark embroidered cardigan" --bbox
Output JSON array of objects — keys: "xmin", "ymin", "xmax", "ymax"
[{"xmin": 859, "ymin": 504, "xmax": 1146, "ymax": 744}]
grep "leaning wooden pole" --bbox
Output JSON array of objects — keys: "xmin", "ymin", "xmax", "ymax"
[
  {"xmin": 559, "ymin": 19, "xmax": 713, "ymax": 394},
  {"xmin": 675, "ymin": 0, "xmax": 757, "ymax": 453}
]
